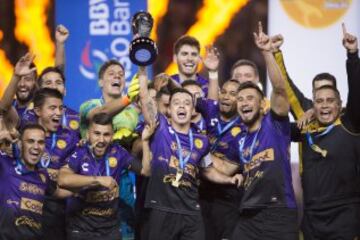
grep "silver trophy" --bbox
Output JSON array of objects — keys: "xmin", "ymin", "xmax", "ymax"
[{"xmin": 129, "ymin": 11, "xmax": 158, "ymax": 66}]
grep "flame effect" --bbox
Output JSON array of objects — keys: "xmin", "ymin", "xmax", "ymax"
[
  {"xmin": 165, "ymin": 0, "xmax": 250, "ymax": 75},
  {"xmin": 14, "ymin": 0, "xmax": 54, "ymax": 73},
  {"xmin": 148, "ymin": 0, "xmax": 170, "ymax": 41},
  {"xmin": 0, "ymin": 30, "xmax": 14, "ymax": 97}
]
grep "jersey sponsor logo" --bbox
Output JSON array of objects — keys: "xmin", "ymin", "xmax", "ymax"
[
  {"xmin": 82, "ymin": 207, "xmax": 114, "ymax": 216},
  {"xmin": 69, "ymin": 120, "xmax": 79, "ymax": 130},
  {"xmin": 15, "ymin": 216, "xmax": 41, "ymax": 230},
  {"xmin": 194, "ymin": 138, "xmax": 203, "ymax": 149},
  {"xmin": 231, "ymin": 126, "xmax": 242, "ymax": 136},
  {"xmin": 244, "ymin": 148, "xmax": 275, "ymax": 172},
  {"xmin": 20, "ymin": 197, "xmax": 43, "ymax": 215},
  {"xmin": 19, "ymin": 182, "xmax": 45, "ymax": 195},
  {"xmin": 86, "ymin": 188, "xmax": 119, "ymax": 203},
  {"xmin": 81, "ymin": 163, "xmax": 89, "ymax": 172},
  {"xmin": 56, "ymin": 139, "xmax": 67, "ymax": 149},
  {"xmin": 108, "ymin": 157, "xmax": 117, "ymax": 168}
]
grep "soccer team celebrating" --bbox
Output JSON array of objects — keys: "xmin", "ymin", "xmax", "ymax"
[{"xmin": 0, "ymin": 20, "xmax": 359, "ymax": 240}]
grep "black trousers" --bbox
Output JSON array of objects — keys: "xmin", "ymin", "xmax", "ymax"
[
  {"xmin": 142, "ymin": 209, "xmax": 205, "ymax": 240},
  {"xmin": 302, "ymin": 203, "xmax": 360, "ymax": 240},
  {"xmin": 231, "ymin": 208, "xmax": 299, "ymax": 240}
]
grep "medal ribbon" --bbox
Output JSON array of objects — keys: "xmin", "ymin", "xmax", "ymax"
[
  {"xmin": 210, "ymin": 117, "xmax": 239, "ymax": 152},
  {"xmin": 306, "ymin": 124, "xmax": 334, "ymax": 158},
  {"xmin": 239, "ymin": 126, "xmax": 261, "ymax": 164},
  {"xmin": 173, "ymin": 129, "xmax": 193, "ymax": 170}
]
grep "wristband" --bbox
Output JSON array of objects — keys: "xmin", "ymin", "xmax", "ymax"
[
  {"xmin": 208, "ymin": 71, "xmax": 218, "ymax": 80},
  {"xmin": 121, "ymin": 95, "xmax": 131, "ymax": 105}
]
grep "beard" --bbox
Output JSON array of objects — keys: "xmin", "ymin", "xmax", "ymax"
[
  {"xmin": 15, "ymin": 88, "xmax": 36, "ymax": 105},
  {"xmin": 242, "ymin": 109, "xmax": 261, "ymax": 127}
]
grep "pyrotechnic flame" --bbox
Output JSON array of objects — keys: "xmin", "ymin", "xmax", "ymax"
[
  {"xmin": 165, "ymin": 0, "xmax": 250, "ymax": 75},
  {"xmin": 14, "ymin": 0, "xmax": 54, "ymax": 73}
]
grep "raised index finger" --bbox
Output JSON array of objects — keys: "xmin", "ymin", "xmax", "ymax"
[{"xmin": 342, "ymin": 22, "xmax": 347, "ymax": 37}]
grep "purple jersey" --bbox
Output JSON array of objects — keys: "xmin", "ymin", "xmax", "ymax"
[
  {"xmin": 171, "ymin": 73, "xmax": 209, "ymax": 96},
  {"xmin": 196, "ymin": 98, "xmax": 244, "ymax": 165},
  {"xmin": 12, "ymin": 99, "xmax": 31, "ymax": 120},
  {"xmin": 145, "ymin": 114, "xmax": 210, "ymax": 215},
  {"xmin": 191, "ymin": 117, "xmax": 207, "ymax": 135},
  {"xmin": 65, "ymin": 144, "xmax": 134, "ymax": 235},
  {"xmin": 0, "ymin": 151, "xmax": 54, "ymax": 240},
  {"xmin": 42, "ymin": 127, "xmax": 79, "ymax": 182},
  {"xmin": 21, "ymin": 105, "xmax": 80, "ymax": 135},
  {"xmin": 238, "ymin": 111, "xmax": 296, "ymax": 209}
]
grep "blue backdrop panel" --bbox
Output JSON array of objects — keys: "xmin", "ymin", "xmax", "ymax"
[{"xmin": 56, "ymin": 0, "xmax": 147, "ymax": 111}]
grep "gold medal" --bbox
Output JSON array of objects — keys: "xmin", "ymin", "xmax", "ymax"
[{"xmin": 172, "ymin": 169, "xmax": 183, "ymax": 188}]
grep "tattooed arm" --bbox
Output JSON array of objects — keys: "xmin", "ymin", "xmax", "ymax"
[{"xmin": 138, "ymin": 66, "xmax": 158, "ymax": 124}]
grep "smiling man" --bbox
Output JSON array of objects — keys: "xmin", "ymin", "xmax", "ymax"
[
  {"xmin": 290, "ymin": 26, "xmax": 360, "ymax": 239},
  {"xmin": 171, "ymin": 36, "xmax": 210, "ymax": 96},
  {"xmin": 58, "ymin": 113, "xmax": 148, "ymax": 240},
  {"xmin": 80, "ymin": 60, "xmax": 139, "ymax": 142},
  {"xmin": 138, "ymin": 66, "xmax": 242, "ymax": 240},
  {"xmin": 0, "ymin": 124, "xmax": 70, "ymax": 240},
  {"xmin": 30, "ymin": 88, "xmax": 80, "ymax": 240}
]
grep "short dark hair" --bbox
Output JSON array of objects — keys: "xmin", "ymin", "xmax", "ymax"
[
  {"xmin": 38, "ymin": 66, "xmax": 66, "ymax": 86},
  {"xmin": 169, "ymin": 88, "xmax": 194, "ymax": 105},
  {"xmin": 313, "ymin": 85, "xmax": 341, "ymax": 101},
  {"xmin": 173, "ymin": 35, "xmax": 200, "ymax": 54},
  {"xmin": 231, "ymin": 59, "xmax": 259, "ymax": 77},
  {"xmin": 33, "ymin": 88, "xmax": 63, "ymax": 108},
  {"xmin": 21, "ymin": 123, "xmax": 46, "ymax": 139},
  {"xmin": 312, "ymin": 73, "xmax": 337, "ymax": 89},
  {"xmin": 89, "ymin": 112, "xmax": 113, "ymax": 127},
  {"xmin": 181, "ymin": 80, "xmax": 202, "ymax": 89},
  {"xmin": 98, "ymin": 60, "xmax": 124, "ymax": 79},
  {"xmin": 238, "ymin": 81, "xmax": 264, "ymax": 98},
  {"xmin": 156, "ymin": 87, "xmax": 170, "ymax": 99}
]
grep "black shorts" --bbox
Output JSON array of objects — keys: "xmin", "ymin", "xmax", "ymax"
[
  {"xmin": 42, "ymin": 198, "xmax": 66, "ymax": 240},
  {"xmin": 67, "ymin": 229, "xmax": 121, "ymax": 240},
  {"xmin": 302, "ymin": 203, "xmax": 360, "ymax": 240},
  {"xmin": 142, "ymin": 209, "xmax": 205, "ymax": 240},
  {"xmin": 231, "ymin": 208, "xmax": 299, "ymax": 240},
  {"xmin": 199, "ymin": 181, "xmax": 242, "ymax": 240}
]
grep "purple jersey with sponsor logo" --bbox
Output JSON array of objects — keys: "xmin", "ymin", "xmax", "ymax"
[
  {"xmin": 0, "ymin": 151, "xmax": 53, "ymax": 240},
  {"xmin": 238, "ymin": 111, "xmax": 296, "ymax": 209},
  {"xmin": 145, "ymin": 114, "xmax": 210, "ymax": 215},
  {"xmin": 65, "ymin": 144, "xmax": 134, "ymax": 235}
]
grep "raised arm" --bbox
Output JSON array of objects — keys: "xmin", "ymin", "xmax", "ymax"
[
  {"xmin": 153, "ymin": 73, "xmax": 181, "ymax": 92},
  {"xmin": 84, "ymin": 75, "xmax": 139, "ymax": 122},
  {"xmin": 203, "ymin": 45, "xmax": 220, "ymax": 101},
  {"xmin": 54, "ymin": 25, "xmax": 69, "ymax": 72},
  {"xmin": 271, "ymin": 35, "xmax": 313, "ymax": 119},
  {"xmin": 138, "ymin": 66, "xmax": 158, "ymax": 124},
  {"xmin": 140, "ymin": 121, "xmax": 157, "ymax": 176},
  {"xmin": 342, "ymin": 23, "xmax": 360, "ymax": 132},
  {"xmin": 0, "ymin": 53, "xmax": 36, "ymax": 114},
  {"xmin": 254, "ymin": 22, "xmax": 289, "ymax": 116}
]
